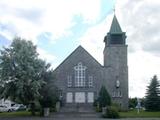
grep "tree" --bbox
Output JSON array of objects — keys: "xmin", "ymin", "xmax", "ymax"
[
  {"xmin": 98, "ymin": 86, "xmax": 111, "ymax": 109},
  {"xmin": 0, "ymin": 37, "xmax": 52, "ymax": 115},
  {"xmin": 145, "ymin": 75, "xmax": 160, "ymax": 111},
  {"xmin": 129, "ymin": 97, "xmax": 137, "ymax": 108},
  {"xmin": 39, "ymin": 70, "xmax": 59, "ymax": 116}
]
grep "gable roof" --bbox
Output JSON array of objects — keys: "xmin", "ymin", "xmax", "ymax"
[{"xmin": 54, "ymin": 45, "xmax": 102, "ymax": 71}]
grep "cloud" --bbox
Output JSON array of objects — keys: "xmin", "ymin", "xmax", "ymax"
[
  {"xmin": 114, "ymin": 0, "xmax": 160, "ymax": 97},
  {"xmin": 77, "ymin": 0, "xmax": 160, "ymax": 97},
  {"xmin": 142, "ymin": 40, "xmax": 160, "ymax": 56},
  {"xmin": 128, "ymin": 51, "xmax": 160, "ymax": 97},
  {"xmin": 37, "ymin": 48, "xmax": 56, "ymax": 66},
  {"xmin": 0, "ymin": 0, "xmax": 102, "ymax": 44},
  {"xmin": 79, "ymin": 14, "xmax": 113, "ymax": 64},
  {"xmin": 116, "ymin": 0, "xmax": 160, "ymax": 53},
  {"xmin": 1, "ymin": 0, "xmax": 160, "ymax": 98}
]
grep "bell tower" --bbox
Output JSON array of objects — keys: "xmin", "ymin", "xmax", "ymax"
[{"xmin": 103, "ymin": 15, "xmax": 128, "ymax": 110}]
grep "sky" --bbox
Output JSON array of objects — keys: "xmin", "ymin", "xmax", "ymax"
[{"xmin": 0, "ymin": 0, "xmax": 160, "ymax": 98}]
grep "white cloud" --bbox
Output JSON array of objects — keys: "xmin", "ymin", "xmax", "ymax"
[
  {"xmin": 37, "ymin": 47, "xmax": 56, "ymax": 67},
  {"xmin": 0, "ymin": 0, "xmax": 101, "ymax": 43},
  {"xmin": 79, "ymin": 14, "xmax": 113, "ymax": 64},
  {"xmin": 78, "ymin": 0, "xmax": 160, "ymax": 98},
  {"xmin": 116, "ymin": 0, "xmax": 160, "ymax": 97},
  {"xmin": 1, "ymin": 0, "xmax": 160, "ymax": 98},
  {"xmin": 129, "ymin": 51, "xmax": 160, "ymax": 97}
]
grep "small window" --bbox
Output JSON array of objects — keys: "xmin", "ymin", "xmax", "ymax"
[
  {"xmin": 67, "ymin": 76, "xmax": 72, "ymax": 87},
  {"xmin": 112, "ymin": 91, "xmax": 116, "ymax": 97},
  {"xmin": 116, "ymin": 80, "xmax": 120, "ymax": 88},
  {"xmin": 88, "ymin": 76, "xmax": 93, "ymax": 87},
  {"xmin": 119, "ymin": 91, "xmax": 122, "ymax": 97},
  {"xmin": 117, "ymin": 91, "xmax": 122, "ymax": 97}
]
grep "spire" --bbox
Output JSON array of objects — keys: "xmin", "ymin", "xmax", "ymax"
[
  {"xmin": 109, "ymin": 15, "xmax": 122, "ymax": 33},
  {"xmin": 104, "ymin": 14, "xmax": 126, "ymax": 45}
]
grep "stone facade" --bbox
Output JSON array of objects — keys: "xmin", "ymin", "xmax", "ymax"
[
  {"xmin": 53, "ymin": 15, "xmax": 128, "ymax": 110},
  {"xmin": 54, "ymin": 46, "xmax": 103, "ymax": 104}
]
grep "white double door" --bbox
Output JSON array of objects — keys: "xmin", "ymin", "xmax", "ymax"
[{"xmin": 66, "ymin": 92, "xmax": 94, "ymax": 103}]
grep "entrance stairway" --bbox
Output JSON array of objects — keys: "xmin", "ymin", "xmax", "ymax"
[{"xmin": 52, "ymin": 103, "xmax": 100, "ymax": 118}]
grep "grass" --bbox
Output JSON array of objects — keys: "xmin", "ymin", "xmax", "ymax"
[
  {"xmin": 120, "ymin": 109, "xmax": 160, "ymax": 118},
  {"xmin": 1, "ymin": 109, "xmax": 160, "ymax": 118},
  {"xmin": 0, "ymin": 111, "xmax": 40, "ymax": 117}
]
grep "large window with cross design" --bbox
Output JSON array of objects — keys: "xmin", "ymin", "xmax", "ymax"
[{"xmin": 74, "ymin": 62, "xmax": 86, "ymax": 87}]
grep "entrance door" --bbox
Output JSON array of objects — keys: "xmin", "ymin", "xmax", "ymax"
[
  {"xmin": 75, "ymin": 92, "xmax": 85, "ymax": 103},
  {"xmin": 87, "ymin": 92, "xmax": 94, "ymax": 103},
  {"xmin": 66, "ymin": 92, "xmax": 73, "ymax": 103}
]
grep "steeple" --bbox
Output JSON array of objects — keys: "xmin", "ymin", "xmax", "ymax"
[
  {"xmin": 109, "ymin": 15, "xmax": 122, "ymax": 33},
  {"xmin": 104, "ymin": 14, "xmax": 126, "ymax": 45}
]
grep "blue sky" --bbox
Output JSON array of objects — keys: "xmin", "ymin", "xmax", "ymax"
[{"xmin": 0, "ymin": 0, "xmax": 160, "ymax": 98}]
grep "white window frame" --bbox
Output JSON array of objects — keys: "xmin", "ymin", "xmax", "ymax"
[
  {"xmin": 67, "ymin": 76, "xmax": 72, "ymax": 87},
  {"xmin": 66, "ymin": 92, "xmax": 73, "ymax": 103},
  {"xmin": 87, "ymin": 92, "xmax": 94, "ymax": 103},
  {"xmin": 88, "ymin": 76, "xmax": 93, "ymax": 87},
  {"xmin": 75, "ymin": 92, "xmax": 85, "ymax": 103},
  {"xmin": 112, "ymin": 91, "xmax": 116, "ymax": 97},
  {"xmin": 118, "ymin": 91, "xmax": 122, "ymax": 97},
  {"xmin": 74, "ymin": 62, "xmax": 86, "ymax": 87}
]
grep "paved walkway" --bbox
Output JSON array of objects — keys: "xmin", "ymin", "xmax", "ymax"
[{"xmin": 0, "ymin": 117, "xmax": 160, "ymax": 120}]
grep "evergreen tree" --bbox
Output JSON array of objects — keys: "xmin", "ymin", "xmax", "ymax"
[
  {"xmin": 98, "ymin": 86, "xmax": 111, "ymax": 108},
  {"xmin": 145, "ymin": 75, "xmax": 160, "ymax": 111}
]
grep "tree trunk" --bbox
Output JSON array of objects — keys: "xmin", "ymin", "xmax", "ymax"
[{"xmin": 31, "ymin": 102, "xmax": 35, "ymax": 116}]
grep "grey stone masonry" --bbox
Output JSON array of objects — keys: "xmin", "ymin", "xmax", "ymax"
[
  {"xmin": 53, "ymin": 14, "xmax": 129, "ymax": 111},
  {"xmin": 103, "ymin": 45, "xmax": 128, "ymax": 110}
]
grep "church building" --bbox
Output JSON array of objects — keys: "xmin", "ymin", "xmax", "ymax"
[{"xmin": 54, "ymin": 15, "xmax": 128, "ymax": 110}]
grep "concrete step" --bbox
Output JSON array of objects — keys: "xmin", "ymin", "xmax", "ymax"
[
  {"xmin": 59, "ymin": 103, "xmax": 95, "ymax": 113},
  {"xmin": 52, "ymin": 112, "xmax": 100, "ymax": 118}
]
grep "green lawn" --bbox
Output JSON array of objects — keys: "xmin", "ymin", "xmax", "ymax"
[
  {"xmin": 120, "ymin": 109, "xmax": 160, "ymax": 118},
  {"xmin": 0, "ymin": 110, "xmax": 160, "ymax": 118},
  {"xmin": 0, "ymin": 111, "xmax": 39, "ymax": 117}
]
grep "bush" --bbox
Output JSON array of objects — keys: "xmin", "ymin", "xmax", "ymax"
[
  {"xmin": 112, "ymin": 103, "xmax": 121, "ymax": 112},
  {"xmin": 102, "ymin": 106, "xmax": 120, "ymax": 118},
  {"xmin": 98, "ymin": 86, "xmax": 111, "ymax": 109},
  {"xmin": 93, "ymin": 99, "xmax": 102, "ymax": 112}
]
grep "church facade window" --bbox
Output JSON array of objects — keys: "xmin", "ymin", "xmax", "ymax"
[
  {"xmin": 88, "ymin": 76, "xmax": 93, "ymax": 87},
  {"xmin": 118, "ymin": 91, "xmax": 122, "ymax": 97},
  {"xmin": 112, "ymin": 91, "xmax": 116, "ymax": 97},
  {"xmin": 67, "ymin": 75, "xmax": 72, "ymax": 87},
  {"xmin": 116, "ymin": 76, "xmax": 120, "ymax": 88},
  {"xmin": 116, "ymin": 80, "xmax": 120, "ymax": 88},
  {"xmin": 112, "ymin": 91, "xmax": 122, "ymax": 97},
  {"xmin": 74, "ymin": 62, "xmax": 87, "ymax": 87}
]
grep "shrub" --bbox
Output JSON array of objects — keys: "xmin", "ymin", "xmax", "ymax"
[
  {"xmin": 112, "ymin": 103, "xmax": 121, "ymax": 112},
  {"xmin": 102, "ymin": 106, "xmax": 120, "ymax": 118},
  {"xmin": 98, "ymin": 86, "xmax": 111, "ymax": 110}
]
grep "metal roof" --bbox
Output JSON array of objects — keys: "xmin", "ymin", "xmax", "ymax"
[{"xmin": 109, "ymin": 15, "xmax": 122, "ymax": 33}]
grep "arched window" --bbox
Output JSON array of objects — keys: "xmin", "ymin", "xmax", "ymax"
[
  {"xmin": 74, "ymin": 62, "xmax": 86, "ymax": 87},
  {"xmin": 116, "ymin": 76, "xmax": 120, "ymax": 88},
  {"xmin": 116, "ymin": 80, "xmax": 120, "ymax": 88}
]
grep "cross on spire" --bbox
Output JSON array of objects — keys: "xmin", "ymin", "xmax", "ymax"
[{"xmin": 113, "ymin": 5, "xmax": 116, "ymax": 14}]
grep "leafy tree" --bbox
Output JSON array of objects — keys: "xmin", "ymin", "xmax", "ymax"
[
  {"xmin": 145, "ymin": 75, "xmax": 160, "ymax": 111},
  {"xmin": 129, "ymin": 97, "xmax": 137, "ymax": 108},
  {"xmin": 0, "ymin": 37, "xmax": 53, "ymax": 115},
  {"xmin": 39, "ymin": 70, "xmax": 59, "ymax": 115},
  {"xmin": 98, "ymin": 86, "xmax": 111, "ymax": 109}
]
